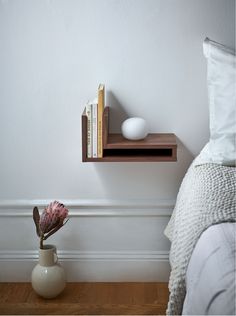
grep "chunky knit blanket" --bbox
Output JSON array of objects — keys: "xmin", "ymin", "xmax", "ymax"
[{"xmin": 164, "ymin": 162, "xmax": 236, "ymax": 315}]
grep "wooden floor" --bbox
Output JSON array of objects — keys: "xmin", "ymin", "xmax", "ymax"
[{"xmin": 0, "ymin": 282, "xmax": 169, "ymax": 315}]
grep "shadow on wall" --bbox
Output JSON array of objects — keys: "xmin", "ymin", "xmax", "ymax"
[
  {"xmin": 91, "ymin": 96, "xmax": 194, "ymax": 200},
  {"xmin": 106, "ymin": 90, "xmax": 129, "ymax": 133},
  {"xmin": 93, "ymin": 145, "xmax": 193, "ymax": 200}
]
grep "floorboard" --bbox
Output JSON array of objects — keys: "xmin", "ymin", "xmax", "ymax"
[{"xmin": 0, "ymin": 282, "xmax": 169, "ymax": 315}]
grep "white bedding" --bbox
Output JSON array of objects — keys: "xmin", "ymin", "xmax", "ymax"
[
  {"xmin": 164, "ymin": 162, "xmax": 236, "ymax": 315},
  {"xmin": 182, "ymin": 222, "xmax": 236, "ymax": 315}
]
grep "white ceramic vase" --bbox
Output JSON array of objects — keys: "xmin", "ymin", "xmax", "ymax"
[{"xmin": 31, "ymin": 244, "xmax": 66, "ymax": 298}]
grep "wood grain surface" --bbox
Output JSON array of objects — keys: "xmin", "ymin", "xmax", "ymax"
[{"xmin": 0, "ymin": 282, "xmax": 169, "ymax": 315}]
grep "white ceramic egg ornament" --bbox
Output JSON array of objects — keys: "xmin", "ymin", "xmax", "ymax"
[{"xmin": 121, "ymin": 117, "xmax": 148, "ymax": 140}]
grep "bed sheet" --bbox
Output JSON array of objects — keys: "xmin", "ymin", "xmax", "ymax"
[{"xmin": 182, "ymin": 222, "xmax": 236, "ymax": 315}]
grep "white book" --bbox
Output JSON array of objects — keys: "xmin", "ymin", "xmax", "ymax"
[
  {"xmin": 85, "ymin": 102, "xmax": 92, "ymax": 158},
  {"xmin": 92, "ymin": 102, "xmax": 98, "ymax": 158}
]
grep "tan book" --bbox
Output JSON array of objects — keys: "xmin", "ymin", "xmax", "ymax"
[
  {"xmin": 97, "ymin": 84, "xmax": 105, "ymax": 158},
  {"xmin": 92, "ymin": 102, "xmax": 98, "ymax": 158}
]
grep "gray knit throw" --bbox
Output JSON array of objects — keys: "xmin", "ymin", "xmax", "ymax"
[{"xmin": 164, "ymin": 163, "xmax": 236, "ymax": 315}]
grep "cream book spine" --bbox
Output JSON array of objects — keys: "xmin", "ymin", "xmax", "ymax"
[
  {"xmin": 97, "ymin": 84, "xmax": 105, "ymax": 158},
  {"xmin": 85, "ymin": 102, "xmax": 92, "ymax": 158}
]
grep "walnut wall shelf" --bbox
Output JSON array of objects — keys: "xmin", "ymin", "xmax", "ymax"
[{"xmin": 82, "ymin": 107, "xmax": 177, "ymax": 162}]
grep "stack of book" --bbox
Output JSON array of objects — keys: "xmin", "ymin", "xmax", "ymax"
[{"xmin": 85, "ymin": 84, "xmax": 105, "ymax": 158}]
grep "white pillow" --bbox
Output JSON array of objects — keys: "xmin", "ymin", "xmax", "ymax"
[{"xmin": 196, "ymin": 37, "xmax": 236, "ymax": 166}]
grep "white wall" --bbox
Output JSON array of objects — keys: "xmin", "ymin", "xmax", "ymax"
[{"xmin": 0, "ymin": 0, "xmax": 235, "ymax": 281}]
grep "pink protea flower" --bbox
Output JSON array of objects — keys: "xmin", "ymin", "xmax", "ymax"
[
  {"xmin": 40, "ymin": 201, "xmax": 68, "ymax": 233},
  {"xmin": 33, "ymin": 201, "xmax": 69, "ymax": 249}
]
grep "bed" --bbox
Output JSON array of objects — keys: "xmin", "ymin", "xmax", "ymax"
[
  {"xmin": 164, "ymin": 162, "xmax": 236, "ymax": 315},
  {"xmin": 182, "ymin": 222, "xmax": 235, "ymax": 315},
  {"xmin": 164, "ymin": 37, "xmax": 236, "ymax": 315}
]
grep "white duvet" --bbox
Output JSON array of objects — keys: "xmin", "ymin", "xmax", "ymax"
[
  {"xmin": 164, "ymin": 162, "xmax": 236, "ymax": 315},
  {"xmin": 182, "ymin": 222, "xmax": 236, "ymax": 315}
]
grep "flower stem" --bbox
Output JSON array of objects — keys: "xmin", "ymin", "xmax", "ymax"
[{"xmin": 40, "ymin": 236, "xmax": 44, "ymax": 249}]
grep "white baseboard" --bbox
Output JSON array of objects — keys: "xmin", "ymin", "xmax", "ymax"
[
  {"xmin": 0, "ymin": 249, "xmax": 169, "ymax": 261},
  {"xmin": 0, "ymin": 250, "xmax": 170, "ymax": 282},
  {"xmin": 0, "ymin": 199, "xmax": 173, "ymax": 282}
]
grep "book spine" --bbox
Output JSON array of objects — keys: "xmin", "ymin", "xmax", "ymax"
[
  {"xmin": 92, "ymin": 102, "xmax": 98, "ymax": 158},
  {"xmin": 85, "ymin": 103, "xmax": 92, "ymax": 158},
  {"xmin": 97, "ymin": 84, "xmax": 105, "ymax": 158}
]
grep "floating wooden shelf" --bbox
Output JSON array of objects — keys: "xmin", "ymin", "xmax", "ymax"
[{"xmin": 82, "ymin": 107, "xmax": 177, "ymax": 162}]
